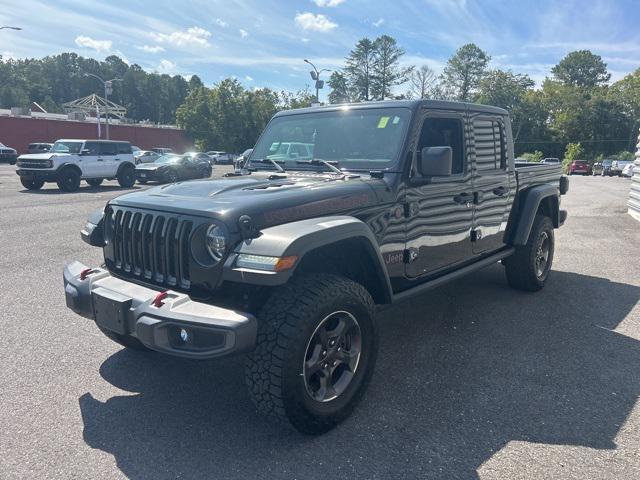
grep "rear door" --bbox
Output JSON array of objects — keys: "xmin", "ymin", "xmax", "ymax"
[
  {"xmin": 404, "ymin": 110, "xmax": 475, "ymax": 278},
  {"xmin": 470, "ymin": 115, "xmax": 513, "ymax": 254},
  {"xmin": 80, "ymin": 141, "xmax": 102, "ymax": 177}
]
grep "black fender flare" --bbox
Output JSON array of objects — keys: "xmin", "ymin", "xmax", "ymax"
[
  {"xmin": 510, "ymin": 184, "xmax": 559, "ymax": 245},
  {"xmin": 116, "ymin": 161, "xmax": 135, "ymax": 176},
  {"xmin": 56, "ymin": 162, "xmax": 82, "ymax": 176},
  {"xmin": 223, "ymin": 216, "xmax": 393, "ymax": 303}
]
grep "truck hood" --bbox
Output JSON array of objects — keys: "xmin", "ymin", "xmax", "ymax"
[
  {"xmin": 109, "ymin": 171, "xmax": 389, "ymax": 232},
  {"xmin": 18, "ymin": 153, "xmax": 62, "ymax": 160}
]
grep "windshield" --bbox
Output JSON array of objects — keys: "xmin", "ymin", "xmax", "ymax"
[
  {"xmin": 250, "ymin": 107, "xmax": 411, "ymax": 171},
  {"xmin": 51, "ymin": 141, "xmax": 83, "ymax": 154},
  {"xmin": 153, "ymin": 154, "xmax": 180, "ymax": 164}
]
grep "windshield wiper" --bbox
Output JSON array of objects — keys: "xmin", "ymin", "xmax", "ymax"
[
  {"xmin": 296, "ymin": 158, "xmax": 343, "ymax": 175},
  {"xmin": 252, "ymin": 158, "xmax": 286, "ymax": 173}
]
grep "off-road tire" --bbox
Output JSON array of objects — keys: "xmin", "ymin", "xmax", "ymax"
[
  {"xmin": 57, "ymin": 168, "xmax": 81, "ymax": 192},
  {"xmin": 245, "ymin": 274, "xmax": 378, "ymax": 435},
  {"xmin": 20, "ymin": 178, "xmax": 44, "ymax": 190},
  {"xmin": 86, "ymin": 178, "xmax": 103, "ymax": 187},
  {"xmin": 97, "ymin": 325, "xmax": 151, "ymax": 351},
  {"xmin": 117, "ymin": 165, "xmax": 136, "ymax": 188},
  {"xmin": 505, "ymin": 214, "xmax": 554, "ymax": 292}
]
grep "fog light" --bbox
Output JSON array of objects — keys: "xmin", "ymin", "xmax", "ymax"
[{"xmin": 180, "ymin": 328, "xmax": 189, "ymax": 343}]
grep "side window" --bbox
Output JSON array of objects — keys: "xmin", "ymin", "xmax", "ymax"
[
  {"xmin": 417, "ymin": 117, "xmax": 465, "ymax": 175},
  {"xmin": 83, "ymin": 141, "xmax": 100, "ymax": 155},
  {"xmin": 473, "ymin": 118, "xmax": 506, "ymax": 171},
  {"xmin": 117, "ymin": 142, "xmax": 132, "ymax": 154},
  {"xmin": 99, "ymin": 142, "xmax": 117, "ymax": 156}
]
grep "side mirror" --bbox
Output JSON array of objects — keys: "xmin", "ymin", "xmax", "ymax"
[
  {"xmin": 81, "ymin": 149, "xmax": 91, "ymax": 155},
  {"xmin": 419, "ymin": 146, "xmax": 452, "ymax": 177}
]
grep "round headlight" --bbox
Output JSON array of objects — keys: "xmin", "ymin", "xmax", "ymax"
[{"xmin": 205, "ymin": 225, "xmax": 227, "ymax": 260}]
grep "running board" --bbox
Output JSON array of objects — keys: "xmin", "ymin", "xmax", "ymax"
[{"xmin": 392, "ymin": 248, "xmax": 515, "ymax": 304}]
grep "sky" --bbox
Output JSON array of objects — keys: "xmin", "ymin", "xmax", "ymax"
[{"xmin": 1, "ymin": 0, "xmax": 639, "ymax": 100}]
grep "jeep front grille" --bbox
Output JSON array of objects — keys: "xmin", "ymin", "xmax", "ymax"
[{"xmin": 105, "ymin": 207, "xmax": 193, "ymax": 289}]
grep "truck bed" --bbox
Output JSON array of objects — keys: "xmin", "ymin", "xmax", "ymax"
[{"xmin": 515, "ymin": 161, "xmax": 564, "ymax": 190}]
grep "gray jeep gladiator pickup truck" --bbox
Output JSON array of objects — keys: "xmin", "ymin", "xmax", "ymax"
[{"xmin": 63, "ymin": 100, "xmax": 569, "ymax": 434}]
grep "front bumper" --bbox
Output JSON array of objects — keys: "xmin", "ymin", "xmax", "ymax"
[
  {"xmin": 135, "ymin": 169, "xmax": 163, "ymax": 181},
  {"xmin": 63, "ymin": 261, "xmax": 257, "ymax": 359},
  {"xmin": 16, "ymin": 168, "xmax": 59, "ymax": 182}
]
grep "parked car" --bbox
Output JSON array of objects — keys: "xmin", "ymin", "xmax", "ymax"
[
  {"xmin": 542, "ymin": 157, "xmax": 561, "ymax": 164},
  {"xmin": 27, "ymin": 143, "xmax": 53, "ymax": 154},
  {"xmin": 592, "ymin": 162, "xmax": 603, "ymax": 176},
  {"xmin": 135, "ymin": 153, "xmax": 212, "ymax": 184},
  {"xmin": 0, "ymin": 142, "xmax": 18, "ymax": 164},
  {"xmin": 207, "ymin": 151, "xmax": 236, "ymax": 165},
  {"xmin": 134, "ymin": 150, "xmax": 161, "ymax": 164},
  {"xmin": 611, "ymin": 160, "xmax": 634, "ymax": 177},
  {"xmin": 15, "ymin": 139, "xmax": 136, "ymax": 192},
  {"xmin": 64, "ymin": 99, "xmax": 569, "ymax": 434},
  {"xmin": 131, "ymin": 145, "xmax": 141, "ymax": 153},
  {"xmin": 151, "ymin": 147, "xmax": 173, "ymax": 155},
  {"xmin": 601, "ymin": 159, "xmax": 614, "ymax": 176},
  {"xmin": 622, "ymin": 162, "xmax": 635, "ymax": 178},
  {"xmin": 267, "ymin": 141, "xmax": 314, "ymax": 161},
  {"xmin": 567, "ymin": 160, "xmax": 591, "ymax": 175}
]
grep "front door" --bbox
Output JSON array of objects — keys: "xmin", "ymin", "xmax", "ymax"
[
  {"xmin": 98, "ymin": 142, "xmax": 118, "ymax": 177},
  {"xmin": 404, "ymin": 111, "xmax": 475, "ymax": 278},
  {"xmin": 469, "ymin": 115, "xmax": 513, "ymax": 254}
]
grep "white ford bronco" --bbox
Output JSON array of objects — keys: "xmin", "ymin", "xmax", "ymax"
[{"xmin": 16, "ymin": 139, "xmax": 137, "ymax": 192}]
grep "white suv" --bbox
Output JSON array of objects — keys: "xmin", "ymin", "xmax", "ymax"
[{"xmin": 15, "ymin": 139, "xmax": 137, "ymax": 192}]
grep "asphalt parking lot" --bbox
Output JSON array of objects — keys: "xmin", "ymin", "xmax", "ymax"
[{"xmin": 1, "ymin": 166, "xmax": 639, "ymax": 480}]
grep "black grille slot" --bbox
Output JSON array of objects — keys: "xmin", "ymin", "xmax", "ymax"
[{"xmin": 106, "ymin": 208, "xmax": 192, "ymax": 289}]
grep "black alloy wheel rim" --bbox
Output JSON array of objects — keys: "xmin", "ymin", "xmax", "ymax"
[
  {"xmin": 535, "ymin": 231, "xmax": 550, "ymax": 278},
  {"xmin": 168, "ymin": 172, "xmax": 178, "ymax": 183},
  {"xmin": 303, "ymin": 310, "xmax": 362, "ymax": 403}
]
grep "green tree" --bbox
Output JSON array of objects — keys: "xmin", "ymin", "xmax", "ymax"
[
  {"xmin": 564, "ymin": 142, "xmax": 585, "ymax": 170},
  {"xmin": 344, "ymin": 38, "xmax": 376, "ymax": 101},
  {"xmin": 327, "ymin": 71, "xmax": 351, "ymax": 104},
  {"xmin": 520, "ymin": 151, "xmax": 544, "ymax": 162},
  {"xmin": 610, "ymin": 68, "xmax": 640, "ymax": 151},
  {"xmin": 551, "ymin": 50, "xmax": 611, "ymax": 88},
  {"xmin": 439, "ymin": 43, "xmax": 490, "ymax": 101},
  {"xmin": 370, "ymin": 35, "xmax": 412, "ymax": 100}
]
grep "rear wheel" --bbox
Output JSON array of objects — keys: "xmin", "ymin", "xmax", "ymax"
[
  {"xmin": 505, "ymin": 214, "xmax": 554, "ymax": 292},
  {"xmin": 117, "ymin": 165, "xmax": 136, "ymax": 188},
  {"xmin": 97, "ymin": 326, "xmax": 151, "ymax": 351},
  {"xmin": 246, "ymin": 274, "xmax": 378, "ymax": 434},
  {"xmin": 165, "ymin": 170, "xmax": 179, "ymax": 183},
  {"xmin": 20, "ymin": 177, "xmax": 44, "ymax": 190},
  {"xmin": 56, "ymin": 168, "xmax": 81, "ymax": 192},
  {"xmin": 86, "ymin": 178, "xmax": 103, "ymax": 187}
]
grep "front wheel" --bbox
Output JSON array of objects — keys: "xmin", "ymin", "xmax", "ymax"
[
  {"xmin": 505, "ymin": 214, "xmax": 554, "ymax": 292},
  {"xmin": 245, "ymin": 274, "xmax": 378, "ymax": 435},
  {"xmin": 56, "ymin": 168, "xmax": 81, "ymax": 192},
  {"xmin": 20, "ymin": 177, "xmax": 44, "ymax": 190}
]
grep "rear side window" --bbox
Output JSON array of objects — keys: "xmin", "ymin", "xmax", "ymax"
[
  {"xmin": 99, "ymin": 142, "xmax": 118, "ymax": 156},
  {"xmin": 117, "ymin": 142, "xmax": 132, "ymax": 154},
  {"xmin": 473, "ymin": 118, "xmax": 506, "ymax": 171},
  {"xmin": 417, "ymin": 117, "xmax": 465, "ymax": 175}
]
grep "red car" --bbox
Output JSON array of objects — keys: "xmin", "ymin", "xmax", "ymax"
[{"xmin": 567, "ymin": 160, "xmax": 591, "ymax": 175}]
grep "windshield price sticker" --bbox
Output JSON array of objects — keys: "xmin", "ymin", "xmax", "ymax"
[{"xmin": 377, "ymin": 116, "xmax": 390, "ymax": 128}]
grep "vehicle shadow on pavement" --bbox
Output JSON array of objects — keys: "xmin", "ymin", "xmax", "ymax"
[
  {"xmin": 19, "ymin": 185, "xmax": 140, "ymax": 194},
  {"xmin": 78, "ymin": 266, "xmax": 640, "ymax": 479}
]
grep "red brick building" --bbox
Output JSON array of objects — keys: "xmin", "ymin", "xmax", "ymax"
[{"xmin": 0, "ymin": 110, "xmax": 192, "ymax": 154}]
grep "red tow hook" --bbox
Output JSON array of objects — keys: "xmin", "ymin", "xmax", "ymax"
[
  {"xmin": 152, "ymin": 291, "xmax": 169, "ymax": 308},
  {"xmin": 79, "ymin": 268, "xmax": 97, "ymax": 280}
]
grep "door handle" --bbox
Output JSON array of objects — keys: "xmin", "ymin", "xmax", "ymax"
[
  {"xmin": 493, "ymin": 186, "xmax": 508, "ymax": 196},
  {"xmin": 115, "ymin": 158, "xmax": 120, "ymax": 161},
  {"xmin": 97, "ymin": 158, "xmax": 104, "ymax": 161},
  {"xmin": 453, "ymin": 193, "xmax": 474, "ymax": 205}
]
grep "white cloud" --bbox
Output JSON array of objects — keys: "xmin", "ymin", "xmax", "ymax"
[
  {"xmin": 295, "ymin": 12, "xmax": 337, "ymax": 32},
  {"xmin": 301, "ymin": 37, "xmax": 310, "ymax": 43},
  {"xmin": 313, "ymin": 0, "xmax": 345, "ymax": 7},
  {"xmin": 214, "ymin": 18, "xmax": 227, "ymax": 28},
  {"xmin": 74, "ymin": 35, "xmax": 112, "ymax": 52},
  {"xmin": 151, "ymin": 27, "xmax": 211, "ymax": 48},
  {"xmin": 373, "ymin": 18, "xmax": 385, "ymax": 27},
  {"xmin": 137, "ymin": 45, "xmax": 165, "ymax": 53},
  {"xmin": 157, "ymin": 59, "xmax": 177, "ymax": 73},
  {"xmin": 239, "ymin": 29, "xmax": 249, "ymax": 38},
  {"xmin": 245, "ymin": 75, "xmax": 253, "ymax": 81}
]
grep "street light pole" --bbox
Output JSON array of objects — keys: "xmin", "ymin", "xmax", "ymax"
[
  {"xmin": 304, "ymin": 59, "xmax": 331, "ymax": 104},
  {"xmin": 84, "ymin": 73, "xmax": 120, "ymax": 139}
]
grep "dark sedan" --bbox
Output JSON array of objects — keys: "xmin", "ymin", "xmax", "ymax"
[
  {"xmin": 0, "ymin": 142, "xmax": 18, "ymax": 164},
  {"xmin": 135, "ymin": 154, "xmax": 212, "ymax": 184}
]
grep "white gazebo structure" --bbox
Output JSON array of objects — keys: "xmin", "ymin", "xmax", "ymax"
[{"xmin": 62, "ymin": 94, "xmax": 127, "ymax": 139}]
